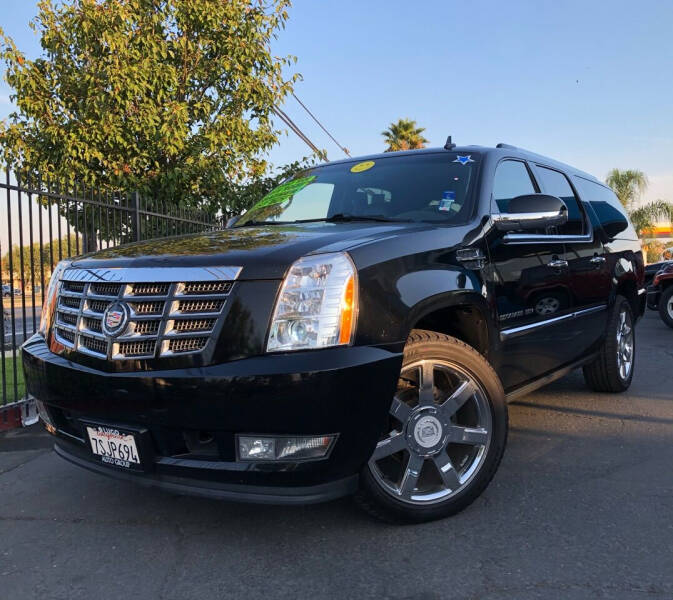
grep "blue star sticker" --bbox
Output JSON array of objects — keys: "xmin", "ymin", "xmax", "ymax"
[{"xmin": 453, "ymin": 155, "xmax": 474, "ymax": 165}]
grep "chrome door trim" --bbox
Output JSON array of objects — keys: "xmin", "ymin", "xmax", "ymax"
[
  {"xmin": 62, "ymin": 265, "xmax": 243, "ymax": 283},
  {"xmin": 500, "ymin": 304, "xmax": 607, "ymax": 341},
  {"xmin": 502, "ymin": 225, "xmax": 594, "ymax": 245}
]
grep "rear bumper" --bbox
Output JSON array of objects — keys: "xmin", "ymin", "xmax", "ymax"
[{"xmin": 23, "ymin": 335, "xmax": 402, "ymax": 503}]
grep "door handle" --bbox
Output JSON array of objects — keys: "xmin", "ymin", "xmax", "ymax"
[
  {"xmin": 590, "ymin": 255, "xmax": 606, "ymax": 265},
  {"xmin": 547, "ymin": 258, "xmax": 568, "ymax": 268}
]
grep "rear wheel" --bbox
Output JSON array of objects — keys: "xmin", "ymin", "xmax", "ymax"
[
  {"xmin": 658, "ymin": 286, "xmax": 673, "ymax": 329},
  {"xmin": 356, "ymin": 331, "xmax": 507, "ymax": 524},
  {"xmin": 583, "ymin": 295, "xmax": 635, "ymax": 392}
]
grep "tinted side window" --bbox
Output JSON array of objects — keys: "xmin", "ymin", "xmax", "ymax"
[
  {"xmin": 493, "ymin": 160, "xmax": 537, "ymax": 212},
  {"xmin": 535, "ymin": 166, "xmax": 585, "ymax": 235},
  {"xmin": 573, "ymin": 176, "xmax": 632, "ymax": 239}
]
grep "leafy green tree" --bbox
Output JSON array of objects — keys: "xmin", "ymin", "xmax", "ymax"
[
  {"xmin": 381, "ymin": 118, "xmax": 428, "ymax": 152},
  {"xmin": 0, "ymin": 0, "xmax": 298, "ymax": 210},
  {"xmin": 605, "ymin": 169, "xmax": 648, "ymax": 211},
  {"xmin": 605, "ymin": 168, "xmax": 673, "ymax": 238},
  {"xmin": 220, "ymin": 156, "xmax": 316, "ymax": 220}
]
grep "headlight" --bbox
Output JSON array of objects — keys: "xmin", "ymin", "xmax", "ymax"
[
  {"xmin": 39, "ymin": 260, "xmax": 71, "ymax": 336},
  {"xmin": 267, "ymin": 252, "xmax": 358, "ymax": 351}
]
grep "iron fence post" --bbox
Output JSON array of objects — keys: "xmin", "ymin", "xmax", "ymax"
[{"xmin": 133, "ymin": 190, "xmax": 141, "ymax": 242}]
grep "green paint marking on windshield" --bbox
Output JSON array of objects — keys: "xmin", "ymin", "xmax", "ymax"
[{"xmin": 251, "ymin": 175, "xmax": 316, "ymax": 210}]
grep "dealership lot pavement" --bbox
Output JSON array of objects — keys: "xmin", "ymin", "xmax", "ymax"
[{"xmin": 1, "ymin": 312, "xmax": 672, "ymax": 600}]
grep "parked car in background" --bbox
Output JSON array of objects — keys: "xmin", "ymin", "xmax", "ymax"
[
  {"xmin": 645, "ymin": 260, "xmax": 672, "ymax": 287},
  {"xmin": 2, "ymin": 284, "xmax": 21, "ymax": 297},
  {"xmin": 647, "ymin": 262, "xmax": 673, "ymax": 328},
  {"xmin": 24, "ymin": 143, "xmax": 645, "ymax": 523}
]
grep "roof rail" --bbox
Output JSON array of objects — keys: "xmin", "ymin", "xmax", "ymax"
[{"xmin": 496, "ymin": 143, "xmax": 518, "ymax": 149}]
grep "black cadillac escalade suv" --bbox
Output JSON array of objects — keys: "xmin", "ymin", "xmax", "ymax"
[{"xmin": 23, "ymin": 143, "xmax": 645, "ymax": 523}]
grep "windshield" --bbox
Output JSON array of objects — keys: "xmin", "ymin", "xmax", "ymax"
[{"xmin": 235, "ymin": 152, "xmax": 480, "ymax": 226}]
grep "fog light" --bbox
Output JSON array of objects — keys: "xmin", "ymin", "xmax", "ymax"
[{"xmin": 237, "ymin": 434, "xmax": 336, "ymax": 461}]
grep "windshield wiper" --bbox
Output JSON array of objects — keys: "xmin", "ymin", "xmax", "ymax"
[{"xmin": 234, "ymin": 220, "xmax": 293, "ymax": 228}]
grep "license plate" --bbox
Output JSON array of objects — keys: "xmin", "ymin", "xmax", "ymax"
[{"xmin": 86, "ymin": 425, "xmax": 141, "ymax": 470}]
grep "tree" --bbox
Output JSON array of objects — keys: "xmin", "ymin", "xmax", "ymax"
[
  {"xmin": 0, "ymin": 0, "xmax": 298, "ymax": 210},
  {"xmin": 381, "ymin": 118, "xmax": 428, "ymax": 152},
  {"xmin": 605, "ymin": 169, "xmax": 673, "ymax": 239},
  {"xmin": 219, "ymin": 156, "xmax": 316, "ymax": 220},
  {"xmin": 605, "ymin": 169, "xmax": 648, "ymax": 211},
  {"xmin": 628, "ymin": 200, "xmax": 673, "ymax": 238},
  {"xmin": 2, "ymin": 234, "xmax": 79, "ymax": 289}
]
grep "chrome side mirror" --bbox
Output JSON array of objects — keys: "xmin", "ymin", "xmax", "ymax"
[{"xmin": 492, "ymin": 194, "xmax": 568, "ymax": 232}]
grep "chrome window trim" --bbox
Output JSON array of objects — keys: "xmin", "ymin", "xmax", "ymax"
[
  {"xmin": 491, "ymin": 157, "xmax": 595, "ymax": 245},
  {"xmin": 501, "ymin": 222, "xmax": 594, "ymax": 245},
  {"xmin": 500, "ymin": 304, "xmax": 607, "ymax": 341}
]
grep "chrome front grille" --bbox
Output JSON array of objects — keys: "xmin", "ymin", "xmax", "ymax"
[
  {"xmin": 91, "ymin": 282, "xmax": 122, "ymax": 296},
  {"xmin": 133, "ymin": 320, "xmax": 161, "ymax": 335},
  {"xmin": 165, "ymin": 337, "xmax": 207, "ymax": 354},
  {"xmin": 132, "ymin": 283, "xmax": 170, "ymax": 296},
  {"xmin": 130, "ymin": 301, "xmax": 164, "ymax": 315},
  {"xmin": 176, "ymin": 299, "xmax": 224, "ymax": 313},
  {"xmin": 87, "ymin": 299, "xmax": 110, "ymax": 314},
  {"xmin": 54, "ymin": 265, "xmax": 241, "ymax": 361}
]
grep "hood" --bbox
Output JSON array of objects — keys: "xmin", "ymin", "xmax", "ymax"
[{"xmin": 71, "ymin": 221, "xmax": 432, "ymax": 280}]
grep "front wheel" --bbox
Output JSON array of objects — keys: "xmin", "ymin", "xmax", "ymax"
[
  {"xmin": 658, "ymin": 286, "xmax": 673, "ymax": 329},
  {"xmin": 355, "ymin": 331, "xmax": 507, "ymax": 524},
  {"xmin": 583, "ymin": 295, "xmax": 635, "ymax": 392}
]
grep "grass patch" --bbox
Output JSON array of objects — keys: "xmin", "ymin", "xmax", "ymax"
[{"xmin": 1, "ymin": 356, "xmax": 26, "ymax": 405}]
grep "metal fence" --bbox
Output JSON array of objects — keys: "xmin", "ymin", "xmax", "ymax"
[{"xmin": 0, "ymin": 170, "xmax": 222, "ymax": 426}]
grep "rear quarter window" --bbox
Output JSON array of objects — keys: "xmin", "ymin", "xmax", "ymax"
[{"xmin": 573, "ymin": 176, "xmax": 637, "ymax": 240}]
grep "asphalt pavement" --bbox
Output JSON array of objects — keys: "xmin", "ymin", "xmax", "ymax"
[{"xmin": 1, "ymin": 311, "xmax": 672, "ymax": 600}]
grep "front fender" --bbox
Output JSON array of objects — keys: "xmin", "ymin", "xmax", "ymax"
[{"xmin": 355, "ymin": 256, "xmax": 497, "ymax": 356}]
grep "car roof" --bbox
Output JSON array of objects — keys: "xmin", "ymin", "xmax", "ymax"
[{"xmin": 323, "ymin": 145, "xmax": 602, "ymax": 185}]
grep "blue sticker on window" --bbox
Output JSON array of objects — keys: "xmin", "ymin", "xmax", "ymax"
[{"xmin": 453, "ymin": 155, "xmax": 474, "ymax": 165}]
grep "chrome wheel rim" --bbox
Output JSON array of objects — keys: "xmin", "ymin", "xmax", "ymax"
[
  {"xmin": 535, "ymin": 296, "xmax": 560, "ymax": 315},
  {"xmin": 368, "ymin": 359, "xmax": 493, "ymax": 505},
  {"xmin": 667, "ymin": 297, "xmax": 673, "ymax": 320},
  {"xmin": 616, "ymin": 308, "xmax": 634, "ymax": 380}
]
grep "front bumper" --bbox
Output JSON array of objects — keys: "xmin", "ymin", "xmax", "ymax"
[
  {"xmin": 647, "ymin": 285, "xmax": 660, "ymax": 310},
  {"xmin": 23, "ymin": 335, "xmax": 402, "ymax": 504}
]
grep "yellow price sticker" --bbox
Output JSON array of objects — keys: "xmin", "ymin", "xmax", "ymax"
[{"xmin": 350, "ymin": 161, "xmax": 375, "ymax": 173}]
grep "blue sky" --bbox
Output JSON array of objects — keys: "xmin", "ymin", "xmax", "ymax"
[{"xmin": 2, "ymin": 0, "xmax": 672, "ymax": 204}]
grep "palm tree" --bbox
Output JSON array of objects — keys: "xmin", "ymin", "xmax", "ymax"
[
  {"xmin": 628, "ymin": 200, "xmax": 673, "ymax": 238},
  {"xmin": 381, "ymin": 118, "xmax": 429, "ymax": 152},
  {"xmin": 605, "ymin": 169, "xmax": 648, "ymax": 210},
  {"xmin": 605, "ymin": 168, "xmax": 673, "ymax": 239}
]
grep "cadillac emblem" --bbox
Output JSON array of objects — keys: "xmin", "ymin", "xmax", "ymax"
[{"xmin": 102, "ymin": 301, "xmax": 130, "ymax": 337}]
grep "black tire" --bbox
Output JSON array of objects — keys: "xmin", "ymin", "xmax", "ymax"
[
  {"xmin": 583, "ymin": 295, "xmax": 635, "ymax": 393},
  {"xmin": 658, "ymin": 286, "xmax": 673, "ymax": 329},
  {"xmin": 355, "ymin": 330, "xmax": 507, "ymax": 524}
]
